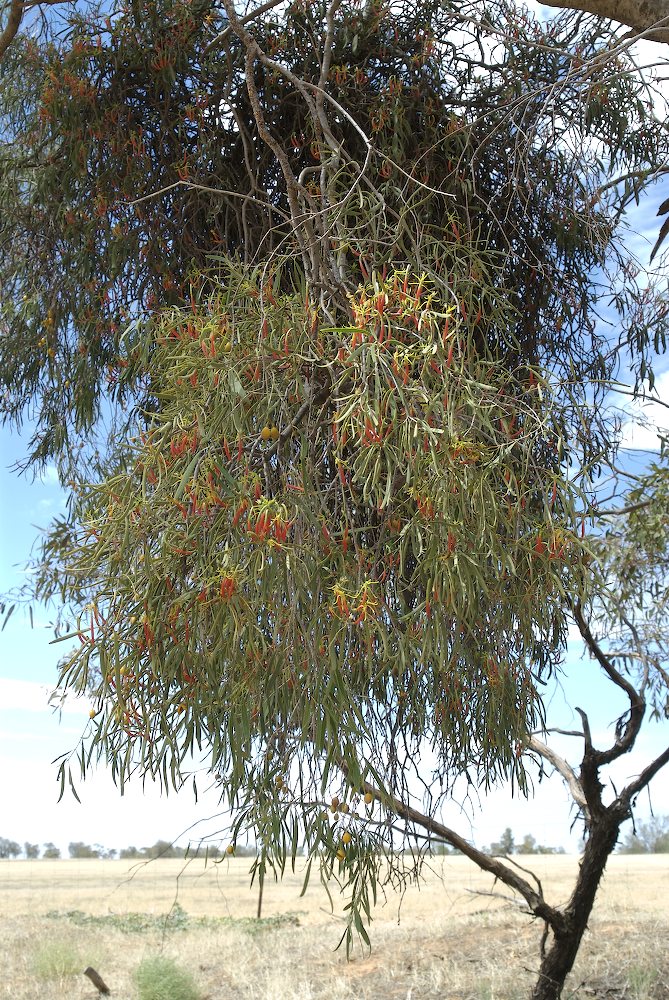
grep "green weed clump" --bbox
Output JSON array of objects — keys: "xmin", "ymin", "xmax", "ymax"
[
  {"xmin": 33, "ymin": 939, "xmax": 81, "ymax": 980},
  {"xmin": 45, "ymin": 904, "xmax": 300, "ymax": 934},
  {"xmin": 134, "ymin": 955, "xmax": 200, "ymax": 1000}
]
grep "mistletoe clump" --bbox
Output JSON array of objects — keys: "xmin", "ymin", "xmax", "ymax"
[{"xmin": 58, "ymin": 264, "xmax": 591, "ymax": 831}]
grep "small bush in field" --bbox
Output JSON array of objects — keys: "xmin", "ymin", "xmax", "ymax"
[
  {"xmin": 33, "ymin": 939, "xmax": 81, "ymax": 979},
  {"xmin": 134, "ymin": 956, "xmax": 200, "ymax": 1000}
]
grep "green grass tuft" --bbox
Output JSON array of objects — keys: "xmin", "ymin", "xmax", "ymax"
[
  {"xmin": 134, "ymin": 955, "xmax": 201, "ymax": 1000},
  {"xmin": 626, "ymin": 963, "xmax": 660, "ymax": 1000},
  {"xmin": 32, "ymin": 939, "xmax": 82, "ymax": 980}
]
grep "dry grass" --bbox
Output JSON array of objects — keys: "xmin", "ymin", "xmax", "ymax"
[{"xmin": 0, "ymin": 855, "xmax": 667, "ymax": 999}]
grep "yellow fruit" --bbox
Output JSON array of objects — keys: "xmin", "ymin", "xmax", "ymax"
[
  {"xmin": 342, "ymin": 831, "xmax": 352, "ymax": 845},
  {"xmin": 226, "ymin": 844, "xmax": 235, "ymax": 855},
  {"xmin": 336, "ymin": 848, "xmax": 346, "ymax": 861},
  {"xmin": 223, "ymin": 341, "xmax": 232, "ymax": 352},
  {"xmin": 269, "ymin": 426, "xmax": 280, "ymax": 441},
  {"xmin": 260, "ymin": 426, "xmax": 272, "ymax": 441},
  {"xmin": 364, "ymin": 792, "xmax": 374, "ymax": 805},
  {"xmin": 340, "ymin": 802, "xmax": 350, "ymax": 814},
  {"xmin": 89, "ymin": 709, "xmax": 96, "ymax": 719}
]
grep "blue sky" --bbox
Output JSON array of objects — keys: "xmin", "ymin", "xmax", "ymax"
[{"xmin": 2, "ymin": 28, "xmax": 669, "ymax": 858}]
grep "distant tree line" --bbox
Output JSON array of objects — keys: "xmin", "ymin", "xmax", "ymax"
[
  {"xmin": 2, "ymin": 822, "xmax": 668, "ymax": 860},
  {"xmin": 0, "ymin": 837, "xmax": 255, "ymax": 859},
  {"xmin": 617, "ymin": 817, "xmax": 669, "ymax": 855},
  {"xmin": 484, "ymin": 828, "xmax": 566, "ymax": 856},
  {"xmin": 0, "ymin": 839, "xmax": 59, "ymax": 858}
]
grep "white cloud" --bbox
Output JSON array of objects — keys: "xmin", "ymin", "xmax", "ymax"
[
  {"xmin": 619, "ymin": 370, "xmax": 669, "ymax": 451},
  {"xmin": 37, "ymin": 464, "xmax": 60, "ymax": 486},
  {"xmin": 0, "ymin": 677, "xmax": 90, "ymax": 715}
]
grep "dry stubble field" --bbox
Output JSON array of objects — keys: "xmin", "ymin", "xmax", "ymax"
[{"xmin": 1, "ymin": 854, "xmax": 667, "ymax": 1000}]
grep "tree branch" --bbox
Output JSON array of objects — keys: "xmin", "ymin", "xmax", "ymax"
[
  {"xmin": 0, "ymin": 0, "xmax": 23, "ymax": 62},
  {"xmin": 619, "ymin": 742, "xmax": 669, "ymax": 807},
  {"xmin": 540, "ymin": 1, "xmax": 669, "ymax": 45},
  {"xmin": 360, "ymin": 779, "xmax": 567, "ymax": 934},
  {"xmin": 527, "ymin": 736, "xmax": 589, "ymax": 817},
  {"xmin": 573, "ymin": 603, "xmax": 645, "ymax": 764},
  {"xmin": 203, "ymin": 0, "xmax": 286, "ymax": 55}
]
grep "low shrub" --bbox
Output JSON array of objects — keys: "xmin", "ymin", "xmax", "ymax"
[{"xmin": 134, "ymin": 955, "xmax": 200, "ymax": 1000}]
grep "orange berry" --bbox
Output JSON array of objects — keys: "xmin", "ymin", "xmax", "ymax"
[
  {"xmin": 342, "ymin": 831, "xmax": 352, "ymax": 845},
  {"xmin": 260, "ymin": 426, "xmax": 271, "ymax": 441}
]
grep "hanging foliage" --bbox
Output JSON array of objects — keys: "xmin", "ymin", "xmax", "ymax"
[{"xmin": 1, "ymin": 0, "xmax": 669, "ymax": 953}]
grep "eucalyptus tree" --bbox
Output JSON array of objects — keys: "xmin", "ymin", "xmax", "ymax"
[{"xmin": 1, "ymin": 2, "xmax": 669, "ymax": 998}]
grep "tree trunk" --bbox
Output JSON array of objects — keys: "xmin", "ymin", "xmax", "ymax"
[{"xmin": 531, "ymin": 814, "xmax": 622, "ymax": 1000}]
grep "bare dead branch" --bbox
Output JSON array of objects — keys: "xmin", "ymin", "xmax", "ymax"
[
  {"xmin": 619, "ymin": 742, "xmax": 669, "ymax": 807},
  {"xmin": 527, "ymin": 736, "xmax": 589, "ymax": 816},
  {"xmin": 573, "ymin": 603, "xmax": 645, "ymax": 762},
  {"xmin": 220, "ymin": 0, "xmax": 317, "ymax": 284},
  {"xmin": 594, "ymin": 499, "xmax": 653, "ymax": 517},
  {"xmin": 124, "ymin": 179, "xmax": 290, "ymax": 221},
  {"xmin": 203, "ymin": 0, "xmax": 287, "ymax": 55}
]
